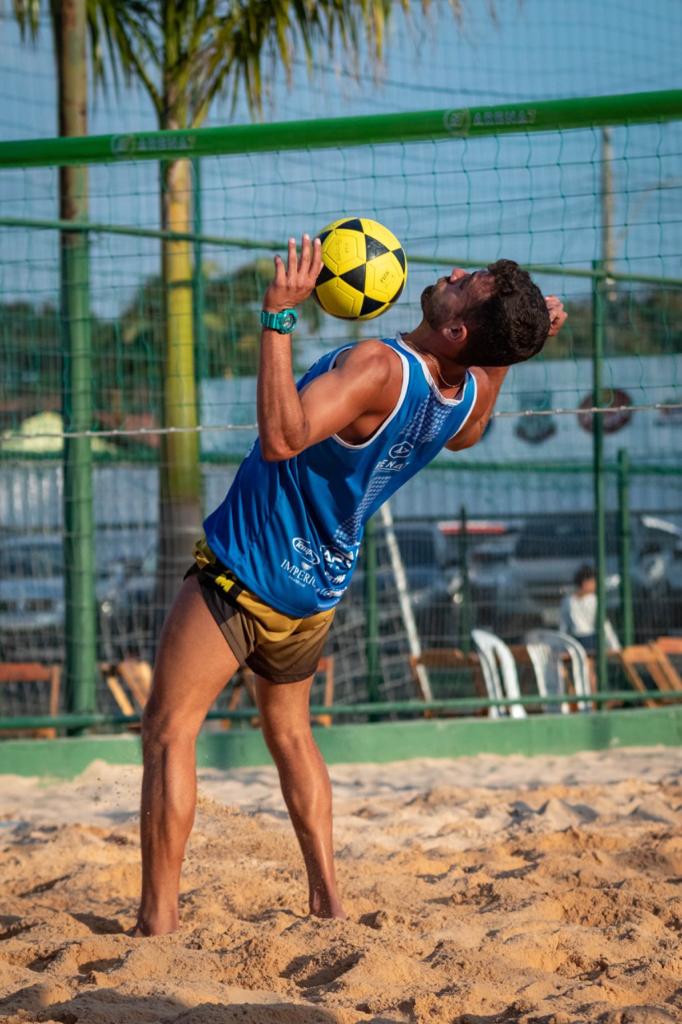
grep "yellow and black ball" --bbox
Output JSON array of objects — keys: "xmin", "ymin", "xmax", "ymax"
[{"xmin": 314, "ymin": 217, "xmax": 407, "ymax": 320}]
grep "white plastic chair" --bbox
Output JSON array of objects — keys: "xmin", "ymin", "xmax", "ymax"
[
  {"xmin": 524, "ymin": 640, "xmax": 571, "ymax": 714},
  {"xmin": 471, "ymin": 628, "xmax": 527, "ymax": 719},
  {"xmin": 525, "ymin": 629, "xmax": 592, "ymax": 713}
]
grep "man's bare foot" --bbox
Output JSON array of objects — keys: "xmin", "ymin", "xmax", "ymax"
[
  {"xmin": 309, "ymin": 889, "xmax": 347, "ymax": 920},
  {"xmin": 132, "ymin": 909, "xmax": 179, "ymax": 936}
]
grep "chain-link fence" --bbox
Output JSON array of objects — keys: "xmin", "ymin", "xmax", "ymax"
[{"xmin": 1, "ymin": 90, "xmax": 681, "ymax": 726}]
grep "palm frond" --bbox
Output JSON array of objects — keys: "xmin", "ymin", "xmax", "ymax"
[
  {"xmin": 10, "ymin": 0, "xmax": 41, "ymax": 40},
  {"xmin": 187, "ymin": 0, "xmax": 420, "ymax": 126},
  {"xmin": 90, "ymin": 0, "xmax": 162, "ymax": 110}
]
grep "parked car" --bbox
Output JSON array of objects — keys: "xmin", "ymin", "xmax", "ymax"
[
  {"xmin": 468, "ymin": 512, "xmax": 682, "ymax": 641},
  {"xmin": 0, "ymin": 535, "xmax": 124, "ymax": 662},
  {"xmin": 636, "ymin": 536, "xmax": 682, "ymax": 638},
  {"xmin": 99, "ymin": 545, "xmax": 159, "ymax": 662},
  {"xmin": 333, "ymin": 520, "xmax": 464, "ymax": 650}
]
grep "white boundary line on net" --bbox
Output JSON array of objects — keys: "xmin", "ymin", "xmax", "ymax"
[{"xmin": 1, "ymin": 402, "xmax": 681, "ymax": 443}]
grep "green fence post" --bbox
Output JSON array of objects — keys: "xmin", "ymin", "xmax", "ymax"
[
  {"xmin": 192, "ymin": 158, "xmax": 208, "ymax": 389},
  {"xmin": 60, "ymin": 0, "xmax": 96, "ymax": 723},
  {"xmin": 459, "ymin": 505, "xmax": 472, "ymax": 653},
  {"xmin": 592, "ymin": 261, "xmax": 608, "ymax": 691},
  {"xmin": 62, "ymin": 218, "xmax": 96, "ymax": 721},
  {"xmin": 364, "ymin": 516, "xmax": 381, "ymax": 704},
  {"xmin": 617, "ymin": 448, "xmax": 634, "ymax": 646}
]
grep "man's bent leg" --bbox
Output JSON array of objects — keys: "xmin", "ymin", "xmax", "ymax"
[
  {"xmin": 255, "ymin": 675, "xmax": 345, "ymax": 920},
  {"xmin": 136, "ymin": 575, "xmax": 240, "ymax": 936}
]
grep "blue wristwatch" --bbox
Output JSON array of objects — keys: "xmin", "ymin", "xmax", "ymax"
[{"xmin": 260, "ymin": 308, "xmax": 298, "ymax": 334}]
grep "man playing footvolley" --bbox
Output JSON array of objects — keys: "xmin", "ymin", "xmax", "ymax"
[{"xmin": 135, "ymin": 234, "xmax": 567, "ymax": 935}]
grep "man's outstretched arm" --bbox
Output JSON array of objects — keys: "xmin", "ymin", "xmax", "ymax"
[
  {"xmin": 445, "ymin": 295, "xmax": 568, "ymax": 452},
  {"xmin": 256, "ymin": 234, "xmax": 399, "ymax": 461}
]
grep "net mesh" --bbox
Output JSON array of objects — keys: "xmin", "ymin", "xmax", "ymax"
[{"xmin": 0, "ymin": 93, "xmax": 681, "ymax": 718}]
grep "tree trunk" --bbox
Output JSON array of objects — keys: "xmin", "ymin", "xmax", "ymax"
[
  {"xmin": 57, "ymin": 0, "xmax": 97, "ymax": 716},
  {"xmin": 156, "ymin": 153, "xmax": 201, "ymax": 618}
]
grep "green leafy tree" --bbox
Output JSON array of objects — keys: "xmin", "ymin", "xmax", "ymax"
[
  {"xmin": 547, "ymin": 287, "xmax": 682, "ymax": 359},
  {"xmin": 114, "ymin": 257, "xmax": 322, "ymax": 388}
]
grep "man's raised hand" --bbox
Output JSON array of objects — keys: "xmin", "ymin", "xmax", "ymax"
[
  {"xmin": 263, "ymin": 234, "xmax": 323, "ymax": 313},
  {"xmin": 545, "ymin": 295, "xmax": 567, "ymax": 337}
]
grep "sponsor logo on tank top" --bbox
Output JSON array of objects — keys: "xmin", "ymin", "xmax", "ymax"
[
  {"xmin": 376, "ymin": 439, "xmax": 415, "ymax": 473},
  {"xmin": 281, "ymin": 538, "xmax": 359, "ymax": 594},
  {"xmin": 280, "ymin": 537, "xmax": 321, "ymax": 589},
  {"xmin": 292, "ymin": 537, "xmax": 321, "ymax": 568},
  {"xmin": 321, "ymin": 544, "xmax": 354, "ymax": 574},
  {"xmin": 280, "ymin": 558, "xmax": 317, "ymax": 588}
]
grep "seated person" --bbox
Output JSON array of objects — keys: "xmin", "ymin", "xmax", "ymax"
[{"xmin": 559, "ymin": 564, "xmax": 620, "ymax": 653}]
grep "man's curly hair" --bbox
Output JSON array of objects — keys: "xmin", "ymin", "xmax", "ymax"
[{"xmin": 462, "ymin": 259, "xmax": 550, "ymax": 367}]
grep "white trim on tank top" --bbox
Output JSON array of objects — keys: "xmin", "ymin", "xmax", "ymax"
[
  {"xmin": 330, "ymin": 340, "xmax": 410, "ymax": 450},
  {"xmin": 448, "ymin": 369, "xmax": 478, "ymax": 438},
  {"xmin": 395, "ymin": 332, "xmax": 470, "ymax": 407}
]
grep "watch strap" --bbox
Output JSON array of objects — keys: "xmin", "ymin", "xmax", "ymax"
[{"xmin": 260, "ymin": 308, "xmax": 298, "ymax": 334}]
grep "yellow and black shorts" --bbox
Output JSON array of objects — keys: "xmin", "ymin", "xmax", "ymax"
[{"xmin": 185, "ymin": 538, "xmax": 334, "ymax": 684}]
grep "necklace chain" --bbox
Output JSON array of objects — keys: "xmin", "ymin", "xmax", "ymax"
[
  {"xmin": 400, "ymin": 334, "xmax": 462, "ymax": 391},
  {"xmin": 432, "ymin": 360, "xmax": 461, "ymax": 390}
]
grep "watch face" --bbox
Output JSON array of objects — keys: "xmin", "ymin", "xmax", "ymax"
[{"xmin": 281, "ymin": 312, "xmax": 296, "ymax": 331}]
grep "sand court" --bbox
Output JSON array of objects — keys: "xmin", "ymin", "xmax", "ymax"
[{"xmin": 1, "ymin": 747, "xmax": 681, "ymax": 1023}]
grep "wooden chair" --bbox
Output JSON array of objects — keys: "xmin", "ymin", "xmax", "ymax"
[
  {"xmin": 103, "ymin": 658, "xmax": 153, "ymax": 717},
  {"xmin": 612, "ymin": 645, "xmax": 672, "ymax": 707},
  {"xmin": 219, "ymin": 667, "xmax": 260, "ymax": 729},
  {"xmin": 231, "ymin": 656, "xmax": 336, "ymax": 728},
  {"xmin": 311, "ymin": 656, "xmax": 335, "ymax": 727},
  {"xmin": 409, "ymin": 648, "xmax": 487, "ymax": 716},
  {"xmin": 651, "ymin": 637, "xmax": 682, "ymax": 692},
  {"xmin": 0, "ymin": 662, "xmax": 61, "ymax": 738}
]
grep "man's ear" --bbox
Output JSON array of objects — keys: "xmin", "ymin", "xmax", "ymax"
[{"xmin": 445, "ymin": 322, "xmax": 467, "ymax": 344}]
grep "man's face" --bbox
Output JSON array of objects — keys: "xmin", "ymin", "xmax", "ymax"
[{"xmin": 420, "ymin": 267, "xmax": 496, "ymax": 331}]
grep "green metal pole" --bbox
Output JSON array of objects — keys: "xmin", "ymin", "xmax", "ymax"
[
  {"xmin": 192, "ymin": 158, "xmax": 208, "ymax": 388},
  {"xmin": 364, "ymin": 516, "xmax": 381, "ymax": 704},
  {"xmin": 62, "ymin": 220, "xmax": 96, "ymax": 718},
  {"xmin": 458, "ymin": 505, "xmax": 472, "ymax": 653},
  {"xmin": 3, "ymin": 688, "xmax": 680, "ymax": 733},
  {"xmin": 59, "ymin": 0, "xmax": 96, "ymax": 720},
  {"xmin": 617, "ymin": 449, "xmax": 634, "ymax": 646},
  {"xmin": 592, "ymin": 261, "xmax": 608, "ymax": 692},
  {"xmin": 1, "ymin": 89, "xmax": 680, "ymax": 169}
]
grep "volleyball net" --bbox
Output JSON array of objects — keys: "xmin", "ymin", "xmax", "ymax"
[{"xmin": 0, "ymin": 90, "xmax": 681, "ymax": 718}]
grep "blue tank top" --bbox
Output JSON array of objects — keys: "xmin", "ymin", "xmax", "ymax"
[{"xmin": 203, "ymin": 334, "xmax": 477, "ymax": 616}]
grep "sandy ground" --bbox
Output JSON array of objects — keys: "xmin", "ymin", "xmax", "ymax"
[{"xmin": 1, "ymin": 747, "xmax": 682, "ymax": 1024}]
